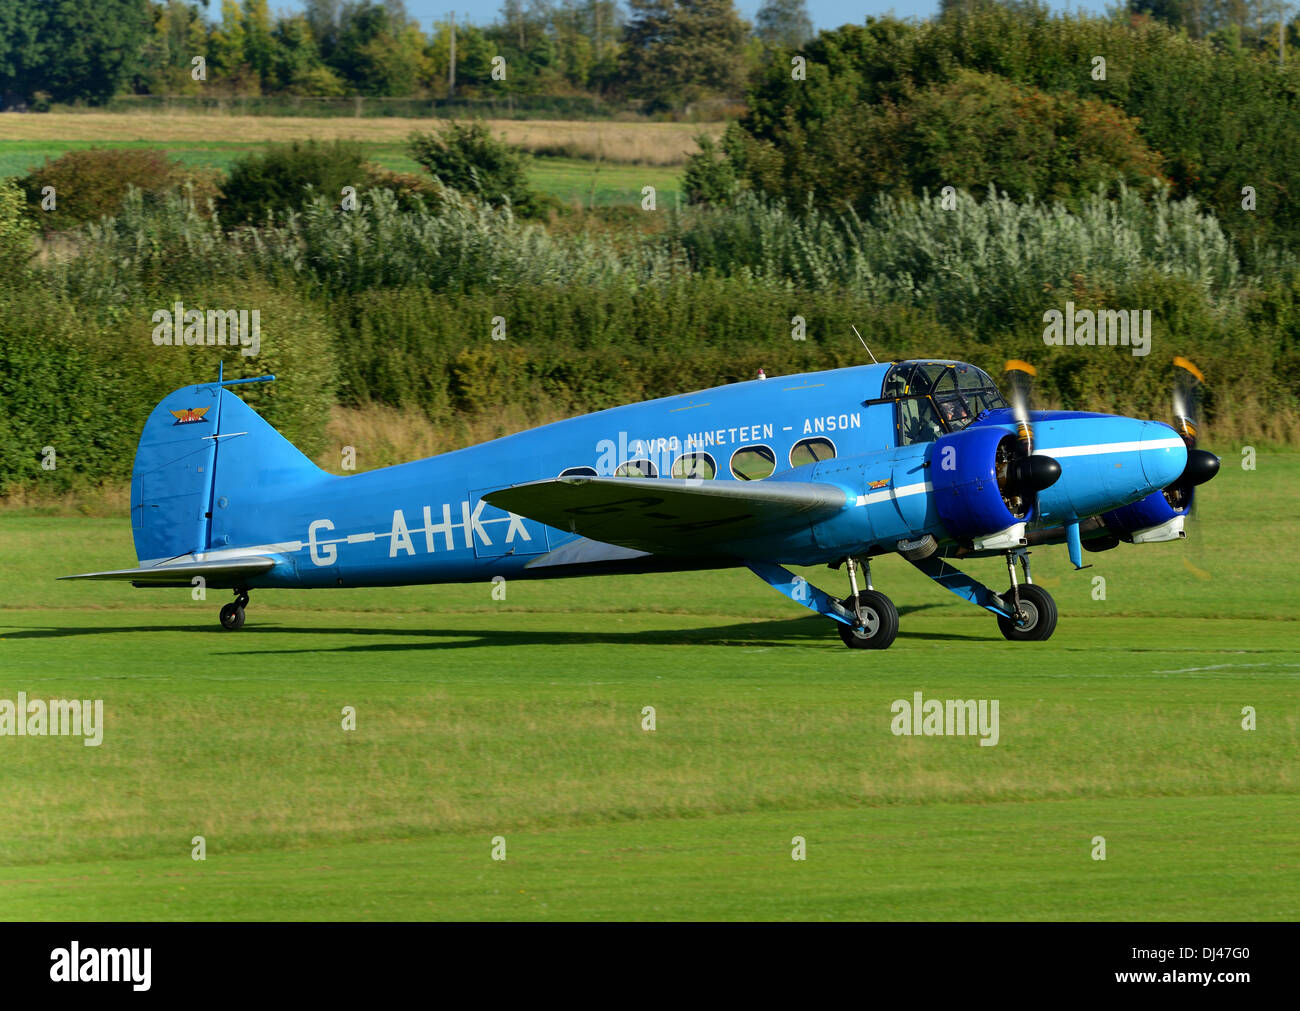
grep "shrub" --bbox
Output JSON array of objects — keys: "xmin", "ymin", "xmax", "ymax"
[
  {"xmin": 17, "ymin": 148, "xmax": 182, "ymax": 231},
  {"xmin": 52, "ymin": 188, "xmax": 237, "ymax": 306},
  {"xmin": 682, "ymin": 133, "xmax": 740, "ymax": 206},
  {"xmin": 216, "ymin": 140, "xmax": 369, "ymax": 227},
  {"xmin": 407, "ymin": 121, "xmax": 543, "ymax": 217},
  {"xmin": 0, "ymin": 178, "xmax": 34, "ymax": 283},
  {"xmin": 733, "ymin": 8, "xmax": 1300, "ymax": 256},
  {"xmin": 362, "ymin": 164, "xmax": 446, "ymax": 213},
  {"xmin": 673, "ymin": 184, "xmax": 1243, "ymax": 334},
  {"xmin": 242, "ymin": 187, "xmax": 633, "ymax": 294}
]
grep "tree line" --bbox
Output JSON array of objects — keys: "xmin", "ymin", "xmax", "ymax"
[
  {"xmin": 0, "ymin": 0, "xmax": 814, "ymax": 111},
  {"xmin": 5, "ymin": 1, "xmax": 1295, "ymax": 114}
]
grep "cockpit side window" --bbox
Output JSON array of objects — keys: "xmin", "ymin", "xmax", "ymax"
[
  {"xmin": 897, "ymin": 396, "xmax": 945, "ymax": 446},
  {"xmin": 931, "ymin": 369, "xmax": 957, "ymax": 394},
  {"xmin": 935, "ymin": 367, "xmax": 1008, "ymax": 432},
  {"xmin": 881, "ymin": 363, "xmax": 916, "ymax": 399}
]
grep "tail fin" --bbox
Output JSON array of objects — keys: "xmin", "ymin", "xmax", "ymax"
[{"xmin": 131, "ymin": 382, "xmax": 323, "ymax": 565}]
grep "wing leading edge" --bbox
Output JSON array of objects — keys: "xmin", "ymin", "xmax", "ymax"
[{"xmin": 485, "ymin": 476, "xmax": 850, "ymax": 556}]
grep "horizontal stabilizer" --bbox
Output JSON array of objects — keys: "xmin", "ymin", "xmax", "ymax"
[
  {"xmin": 59, "ymin": 557, "xmax": 276, "ymax": 586},
  {"xmin": 486, "ymin": 476, "xmax": 848, "ymax": 556}
]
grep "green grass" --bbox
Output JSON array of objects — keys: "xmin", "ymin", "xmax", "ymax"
[
  {"xmin": 0, "ymin": 140, "xmax": 682, "ymax": 209},
  {"xmin": 0, "ymin": 455, "xmax": 1296, "ymax": 920}
]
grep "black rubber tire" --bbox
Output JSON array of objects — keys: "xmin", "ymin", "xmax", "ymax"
[
  {"xmin": 996, "ymin": 583, "xmax": 1057, "ymax": 641},
  {"xmin": 219, "ymin": 602, "xmax": 246, "ymax": 631},
  {"xmin": 837, "ymin": 590, "xmax": 899, "ymax": 650}
]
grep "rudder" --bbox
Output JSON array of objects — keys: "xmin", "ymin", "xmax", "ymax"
[{"xmin": 132, "ymin": 382, "xmax": 323, "ymax": 565}]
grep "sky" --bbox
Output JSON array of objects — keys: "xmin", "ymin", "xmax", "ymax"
[{"xmin": 273, "ymin": 1, "xmax": 1116, "ymax": 31}]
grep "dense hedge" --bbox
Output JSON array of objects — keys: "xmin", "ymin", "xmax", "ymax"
[
  {"xmin": 0, "ymin": 280, "xmax": 336, "ymax": 495},
  {"xmin": 324, "ymin": 275, "xmax": 1296, "ymax": 441}
]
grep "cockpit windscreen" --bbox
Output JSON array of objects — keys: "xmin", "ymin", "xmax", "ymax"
[{"xmin": 881, "ymin": 361, "xmax": 1009, "ymax": 444}]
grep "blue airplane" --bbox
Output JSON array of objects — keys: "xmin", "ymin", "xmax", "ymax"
[{"xmin": 62, "ymin": 357, "xmax": 1219, "ymax": 648}]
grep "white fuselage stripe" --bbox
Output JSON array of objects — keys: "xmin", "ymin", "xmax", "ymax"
[
  {"xmin": 1042, "ymin": 437, "xmax": 1183, "ymax": 459},
  {"xmin": 856, "ymin": 481, "xmax": 932, "ymax": 507}
]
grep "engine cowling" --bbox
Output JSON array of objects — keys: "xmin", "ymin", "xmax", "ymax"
[
  {"xmin": 1102, "ymin": 490, "xmax": 1183, "ymax": 542},
  {"xmin": 1102, "ymin": 447, "xmax": 1219, "ymax": 543},
  {"xmin": 931, "ymin": 427, "xmax": 1059, "ymax": 549}
]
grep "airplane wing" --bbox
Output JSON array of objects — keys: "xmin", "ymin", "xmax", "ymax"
[
  {"xmin": 485, "ymin": 476, "xmax": 849, "ymax": 556},
  {"xmin": 59, "ymin": 557, "xmax": 276, "ymax": 587},
  {"xmin": 523, "ymin": 536, "xmax": 651, "ymax": 569}
]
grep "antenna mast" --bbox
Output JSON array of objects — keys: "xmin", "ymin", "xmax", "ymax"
[{"xmin": 851, "ymin": 325, "xmax": 879, "ymax": 364}]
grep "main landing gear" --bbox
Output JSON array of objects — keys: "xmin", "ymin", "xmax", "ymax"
[
  {"xmin": 837, "ymin": 556, "xmax": 899, "ymax": 650},
  {"xmin": 219, "ymin": 589, "xmax": 250, "ymax": 631},
  {"xmin": 902, "ymin": 545, "xmax": 1058, "ymax": 643},
  {"xmin": 746, "ymin": 545, "xmax": 1058, "ymax": 650},
  {"xmin": 994, "ymin": 549, "xmax": 1058, "ymax": 642}
]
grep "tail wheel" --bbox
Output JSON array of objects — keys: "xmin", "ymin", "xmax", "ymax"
[
  {"xmin": 219, "ymin": 602, "xmax": 245, "ymax": 631},
  {"xmin": 837, "ymin": 590, "xmax": 899, "ymax": 650},
  {"xmin": 996, "ymin": 584, "xmax": 1057, "ymax": 642}
]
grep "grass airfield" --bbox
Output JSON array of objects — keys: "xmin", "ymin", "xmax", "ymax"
[{"xmin": 1, "ymin": 453, "xmax": 1297, "ymax": 920}]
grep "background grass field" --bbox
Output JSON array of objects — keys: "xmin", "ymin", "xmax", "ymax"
[
  {"xmin": 0, "ymin": 451, "xmax": 1295, "ymax": 920},
  {"xmin": 0, "ymin": 114, "xmax": 699, "ymax": 208}
]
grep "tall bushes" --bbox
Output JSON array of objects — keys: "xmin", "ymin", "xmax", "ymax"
[{"xmin": 0, "ymin": 280, "xmax": 336, "ymax": 495}]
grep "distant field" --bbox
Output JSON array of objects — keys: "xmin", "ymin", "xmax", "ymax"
[
  {"xmin": 0, "ymin": 113, "xmax": 694, "ymax": 207},
  {"xmin": 0, "ymin": 112, "xmax": 711, "ymax": 163},
  {"xmin": 0, "ymin": 456, "xmax": 1296, "ymax": 920},
  {"xmin": 0, "ymin": 139, "xmax": 682, "ymax": 209}
]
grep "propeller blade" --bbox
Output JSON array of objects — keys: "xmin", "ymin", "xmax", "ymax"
[
  {"xmin": 1171, "ymin": 356, "xmax": 1204, "ymax": 450},
  {"xmin": 1165, "ymin": 357, "xmax": 1218, "ymax": 539},
  {"xmin": 997, "ymin": 360, "xmax": 1063, "ymax": 550},
  {"xmin": 1004, "ymin": 359, "xmax": 1036, "ymax": 456}
]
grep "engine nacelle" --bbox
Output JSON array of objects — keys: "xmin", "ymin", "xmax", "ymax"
[
  {"xmin": 1104, "ymin": 446, "xmax": 1216, "ymax": 542},
  {"xmin": 1102, "ymin": 489, "xmax": 1188, "ymax": 543},
  {"xmin": 931, "ymin": 427, "xmax": 1036, "ymax": 548}
]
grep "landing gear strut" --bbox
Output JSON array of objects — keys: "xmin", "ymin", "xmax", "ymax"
[
  {"xmin": 996, "ymin": 549, "xmax": 1056, "ymax": 641},
  {"xmin": 219, "ymin": 589, "xmax": 249, "ymax": 631},
  {"xmin": 838, "ymin": 556, "xmax": 899, "ymax": 650},
  {"xmin": 743, "ymin": 558, "xmax": 900, "ymax": 651}
]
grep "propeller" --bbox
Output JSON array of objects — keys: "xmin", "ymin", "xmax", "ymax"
[
  {"xmin": 1166, "ymin": 356, "xmax": 1220, "ymax": 509},
  {"xmin": 1000, "ymin": 360, "xmax": 1061, "ymax": 506},
  {"xmin": 1000, "ymin": 359, "xmax": 1074, "ymax": 564}
]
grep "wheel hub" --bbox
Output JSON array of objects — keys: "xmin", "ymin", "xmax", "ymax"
[
  {"xmin": 1014, "ymin": 600, "xmax": 1039, "ymax": 630},
  {"xmin": 855, "ymin": 607, "xmax": 880, "ymax": 637}
]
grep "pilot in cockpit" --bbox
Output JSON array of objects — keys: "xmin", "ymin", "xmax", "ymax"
[{"xmin": 936, "ymin": 396, "xmax": 971, "ymax": 428}]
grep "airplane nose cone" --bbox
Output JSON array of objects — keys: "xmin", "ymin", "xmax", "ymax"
[
  {"xmin": 1138, "ymin": 422, "xmax": 1188, "ymax": 490},
  {"xmin": 1008, "ymin": 454, "xmax": 1061, "ymax": 493},
  {"xmin": 1183, "ymin": 448, "xmax": 1220, "ymax": 487}
]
